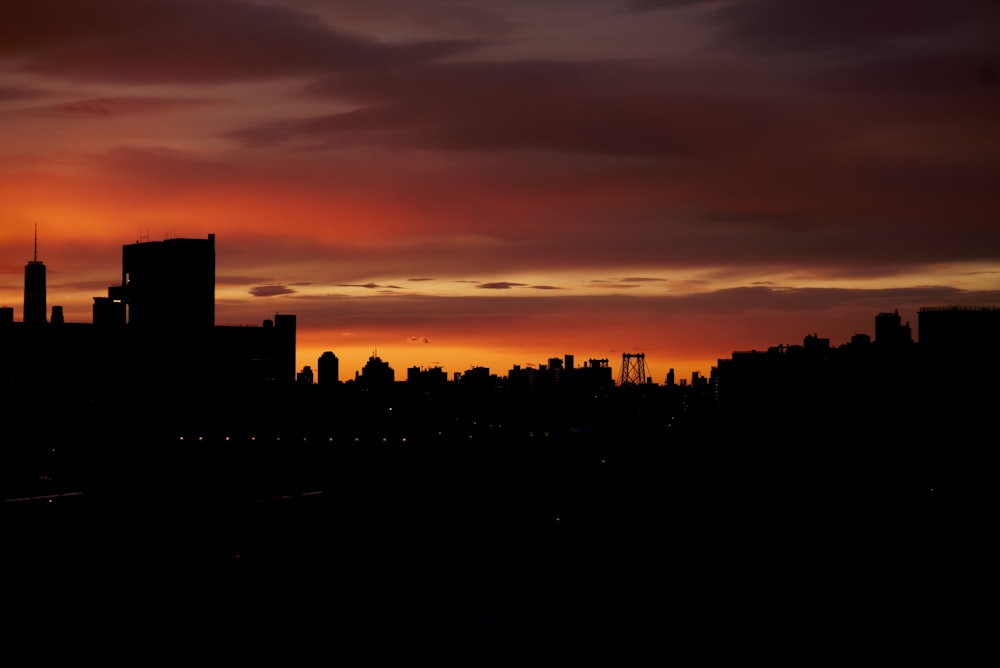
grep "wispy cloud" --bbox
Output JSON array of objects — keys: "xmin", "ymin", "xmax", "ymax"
[
  {"xmin": 10, "ymin": 96, "xmax": 223, "ymax": 118},
  {"xmin": 1, "ymin": 0, "xmax": 480, "ymax": 84},
  {"xmin": 250, "ymin": 284, "xmax": 296, "ymax": 297}
]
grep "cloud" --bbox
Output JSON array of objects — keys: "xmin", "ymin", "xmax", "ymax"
[
  {"xmin": 0, "ymin": 0, "xmax": 480, "ymax": 84},
  {"xmin": 478, "ymin": 281, "xmax": 526, "ymax": 290},
  {"xmin": 249, "ymin": 284, "xmax": 296, "ymax": 297},
  {"xmin": 230, "ymin": 59, "xmax": 803, "ymax": 158},
  {"xmin": 408, "ymin": 336, "xmax": 430, "ymax": 344},
  {"xmin": 530, "ymin": 285, "xmax": 562, "ymax": 290},
  {"xmin": 704, "ymin": 0, "xmax": 1000, "ymax": 54},
  {"xmin": 590, "ymin": 277, "xmax": 666, "ymax": 289},
  {"xmin": 625, "ymin": 0, "xmax": 710, "ymax": 10},
  {"xmin": 7, "ymin": 96, "xmax": 222, "ymax": 119}
]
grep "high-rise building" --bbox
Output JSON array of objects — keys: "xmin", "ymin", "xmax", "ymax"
[
  {"xmin": 23, "ymin": 227, "xmax": 46, "ymax": 325},
  {"xmin": 918, "ymin": 305, "xmax": 1000, "ymax": 353},
  {"xmin": 118, "ymin": 233, "xmax": 215, "ymax": 334},
  {"xmin": 875, "ymin": 309, "xmax": 912, "ymax": 348},
  {"xmin": 318, "ymin": 351, "xmax": 339, "ymax": 385},
  {"xmin": 359, "ymin": 351, "xmax": 394, "ymax": 388}
]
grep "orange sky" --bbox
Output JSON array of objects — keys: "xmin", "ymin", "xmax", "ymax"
[{"xmin": 2, "ymin": 0, "xmax": 999, "ymax": 383}]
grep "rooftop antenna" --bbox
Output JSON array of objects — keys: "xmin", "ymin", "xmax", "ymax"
[{"xmin": 33, "ymin": 223, "xmax": 38, "ymax": 262}]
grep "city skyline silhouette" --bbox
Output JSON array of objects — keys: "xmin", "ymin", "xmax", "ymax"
[
  {"xmin": 5, "ymin": 230, "xmax": 996, "ymax": 391},
  {"xmin": 3, "ymin": 230, "xmax": 995, "ymax": 658},
  {"xmin": 2, "ymin": 0, "xmax": 997, "ymax": 658}
]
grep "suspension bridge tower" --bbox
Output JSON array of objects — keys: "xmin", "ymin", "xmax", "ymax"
[{"xmin": 619, "ymin": 352, "xmax": 648, "ymax": 385}]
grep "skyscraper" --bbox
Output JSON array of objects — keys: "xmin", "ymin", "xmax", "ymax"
[
  {"xmin": 318, "ymin": 351, "xmax": 339, "ymax": 385},
  {"xmin": 119, "ymin": 233, "xmax": 215, "ymax": 334},
  {"xmin": 23, "ymin": 226, "xmax": 46, "ymax": 325}
]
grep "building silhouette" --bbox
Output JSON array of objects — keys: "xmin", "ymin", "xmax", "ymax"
[
  {"xmin": 297, "ymin": 365, "xmax": 314, "ymax": 385},
  {"xmin": 1, "ymin": 233, "xmax": 297, "ymax": 425},
  {"xmin": 875, "ymin": 309, "xmax": 913, "ymax": 349},
  {"xmin": 113, "ymin": 233, "xmax": 216, "ymax": 334},
  {"xmin": 357, "ymin": 350, "xmax": 395, "ymax": 388},
  {"xmin": 918, "ymin": 305, "xmax": 1000, "ymax": 357},
  {"xmin": 318, "ymin": 351, "xmax": 339, "ymax": 386},
  {"xmin": 23, "ymin": 226, "xmax": 46, "ymax": 326}
]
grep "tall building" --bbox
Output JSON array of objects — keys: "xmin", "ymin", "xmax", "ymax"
[
  {"xmin": 875, "ymin": 309, "xmax": 912, "ymax": 348},
  {"xmin": 358, "ymin": 351, "xmax": 395, "ymax": 388},
  {"xmin": 116, "ymin": 233, "xmax": 215, "ymax": 334},
  {"xmin": 23, "ymin": 227, "xmax": 46, "ymax": 325},
  {"xmin": 918, "ymin": 305, "xmax": 1000, "ymax": 353},
  {"xmin": 318, "ymin": 351, "xmax": 339, "ymax": 386}
]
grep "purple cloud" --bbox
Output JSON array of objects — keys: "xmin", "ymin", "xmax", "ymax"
[{"xmin": 1, "ymin": 0, "xmax": 480, "ymax": 84}]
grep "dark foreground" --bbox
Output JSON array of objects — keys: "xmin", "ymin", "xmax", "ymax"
[{"xmin": 3, "ymin": 413, "xmax": 990, "ymax": 660}]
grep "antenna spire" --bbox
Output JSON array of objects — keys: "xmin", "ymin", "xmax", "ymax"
[{"xmin": 33, "ymin": 223, "xmax": 38, "ymax": 262}]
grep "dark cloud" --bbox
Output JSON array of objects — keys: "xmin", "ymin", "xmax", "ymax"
[
  {"xmin": 407, "ymin": 277, "xmax": 434, "ymax": 282},
  {"xmin": 8, "ymin": 96, "xmax": 222, "ymax": 118},
  {"xmin": 621, "ymin": 277, "xmax": 667, "ymax": 283},
  {"xmin": 478, "ymin": 281, "xmax": 526, "ymax": 290},
  {"xmin": 0, "ymin": 0, "xmax": 480, "ymax": 84},
  {"xmin": 407, "ymin": 336, "xmax": 430, "ymax": 343},
  {"xmin": 230, "ymin": 59, "xmax": 809, "ymax": 158},
  {"xmin": 250, "ymin": 284, "xmax": 296, "ymax": 297},
  {"xmin": 625, "ymin": 0, "xmax": 710, "ymax": 10},
  {"xmin": 530, "ymin": 285, "xmax": 562, "ymax": 290},
  {"xmin": 706, "ymin": 0, "xmax": 1000, "ymax": 54},
  {"xmin": 338, "ymin": 282, "xmax": 387, "ymax": 289}
]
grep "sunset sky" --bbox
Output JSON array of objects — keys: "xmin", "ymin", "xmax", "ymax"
[{"xmin": 2, "ymin": 0, "xmax": 999, "ymax": 383}]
